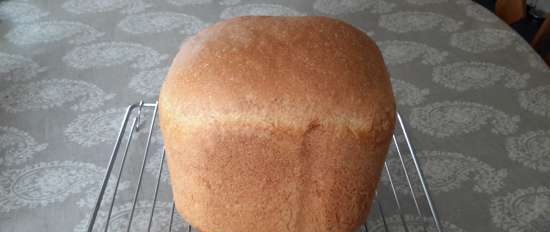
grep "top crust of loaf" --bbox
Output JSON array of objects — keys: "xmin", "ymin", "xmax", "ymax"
[{"xmin": 160, "ymin": 16, "xmax": 395, "ymax": 132}]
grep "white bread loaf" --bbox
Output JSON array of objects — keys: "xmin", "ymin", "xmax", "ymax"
[{"xmin": 159, "ymin": 16, "xmax": 396, "ymax": 232}]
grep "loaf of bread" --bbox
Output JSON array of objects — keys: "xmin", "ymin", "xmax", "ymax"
[{"xmin": 159, "ymin": 16, "xmax": 395, "ymax": 232}]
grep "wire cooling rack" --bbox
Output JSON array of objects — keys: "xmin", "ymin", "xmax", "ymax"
[{"xmin": 86, "ymin": 101, "xmax": 444, "ymax": 232}]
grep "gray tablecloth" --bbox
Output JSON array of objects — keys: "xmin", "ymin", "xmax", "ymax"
[{"xmin": 1, "ymin": 0, "xmax": 549, "ymax": 231}]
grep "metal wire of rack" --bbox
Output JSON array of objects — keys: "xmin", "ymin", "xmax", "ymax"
[{"xmin": 86, "ymin": 101, "xmax": 444, "ymax": 232}]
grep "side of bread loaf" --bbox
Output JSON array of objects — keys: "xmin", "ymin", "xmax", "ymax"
[{"xmin": 159, "ymin": 16, "xmax": 395, "ymax": 232}]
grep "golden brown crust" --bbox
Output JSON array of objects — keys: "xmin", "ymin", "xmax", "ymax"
[{"xmin": 160, "ymin": 16, "xmax": 395, "ymax": 232}]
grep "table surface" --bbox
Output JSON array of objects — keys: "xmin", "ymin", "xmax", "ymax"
[{"xmin": 0, "ymin": 0, "xmax": 549, "ymax": 232}]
